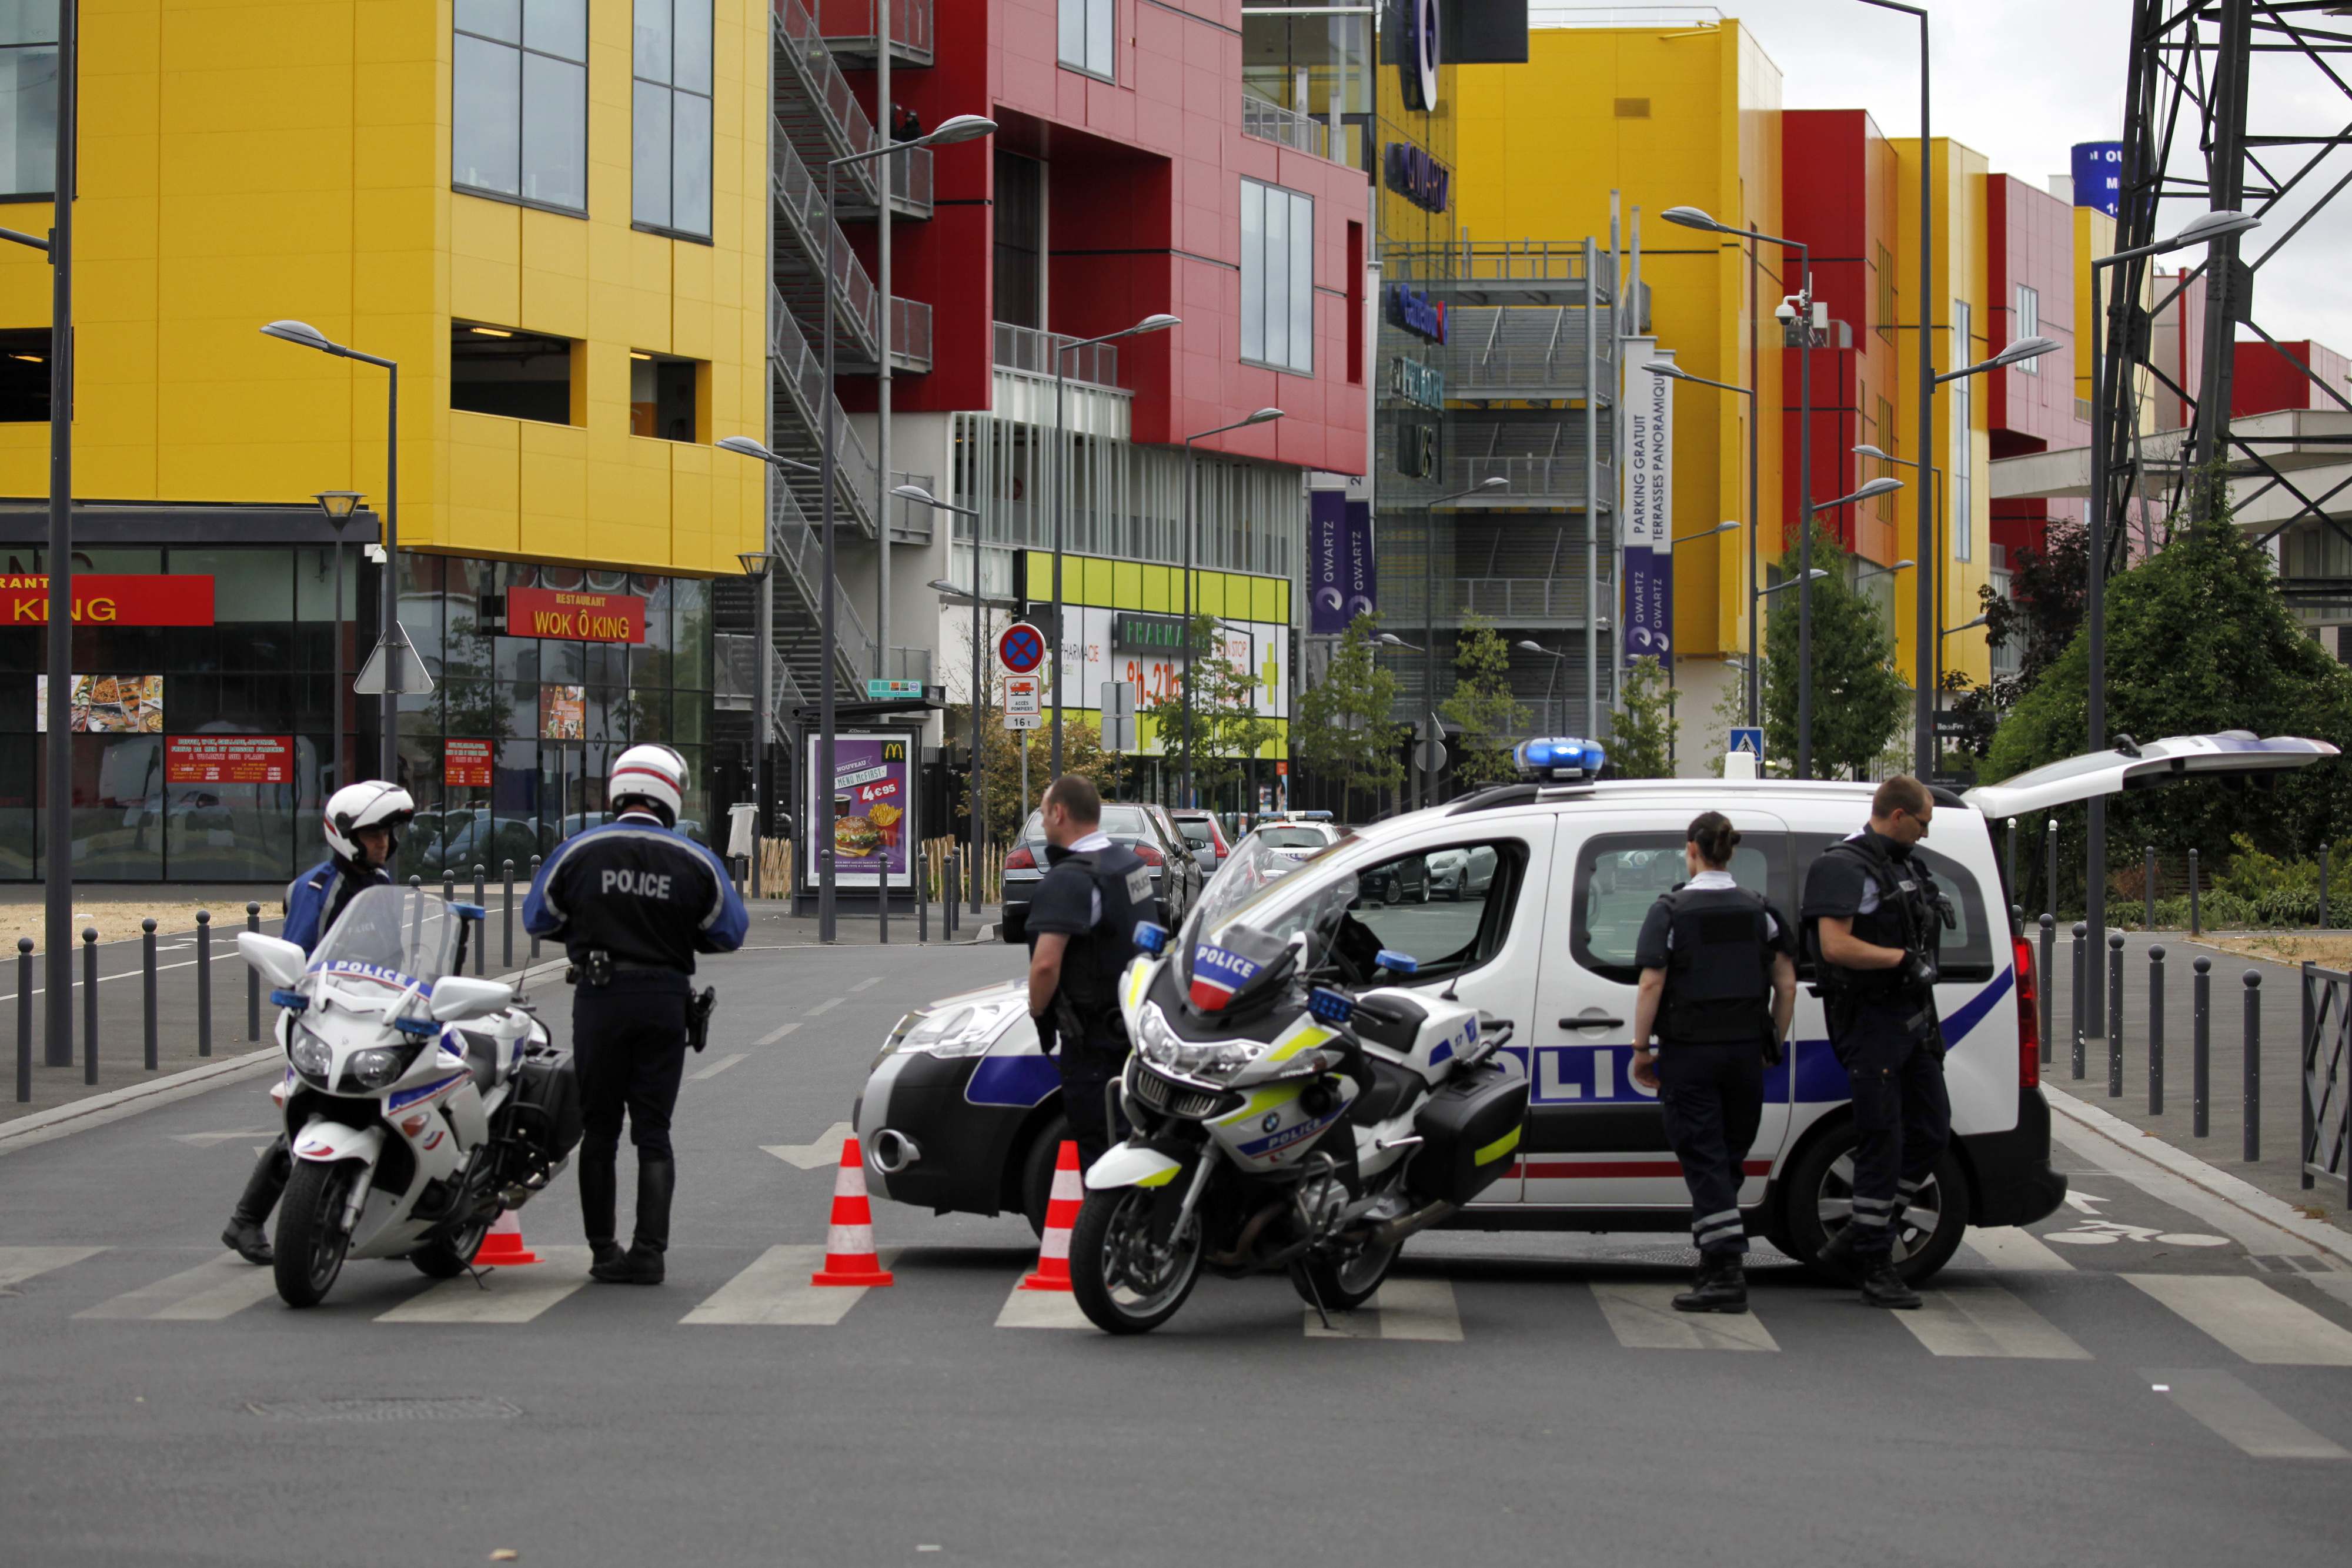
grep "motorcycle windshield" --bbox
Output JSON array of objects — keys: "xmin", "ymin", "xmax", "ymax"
[
  {"xmin": 308, "ymin": 886, "xmax": 462, "ymax": 992},
  {"xmin": 1182, "ymin": 832, "xmax": 1357, "ymax": 992}
]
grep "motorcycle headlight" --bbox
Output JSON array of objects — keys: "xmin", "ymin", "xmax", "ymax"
[
  {"xmin": 345, "ymin": 1045, "xmax": 412, "ymax": 1091},
  {"xmin": 1134, "ymin": 1001, "xmax": 1265, "ymax": 1079},
  {"xmin": 288, "ymin": 1032, "xmax": 333, "ymax": 1086},
  {"xmin": 896, "ymin": 995, "xmax": 1025, "ymax": 1059}
]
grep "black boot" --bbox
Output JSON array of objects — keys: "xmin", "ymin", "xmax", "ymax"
[
  {"xmin": 220, "ymin": 1141, "xmax": 289, "ymax": 1265},
  {"xmin": 1673, "ymin": 1256, "xmax": 1749, "ymax": 1313},
  {"xmin": 1816, "ymin": 1223, "xmax": 1863, "ymax": 1279},
  {"xmin": 592, "ymin": 1158, "xmax": 673, "ymax": 1285},
  {"xmin": 1859, "ymin": 1259, "xmax": 1922, "ymax": 1310},
  {"xmin": 579, "ymin": 1152, "xmax": 624, "ymax": 1276}
]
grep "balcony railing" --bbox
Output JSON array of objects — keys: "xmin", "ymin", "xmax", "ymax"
[
  {"xmin": 893, "ymin": 296, "xmax": 932, "ymax": 372},
  {"xmin": 890, "ymin": 471, "xmax": 936, "ymax": 544},
  {"xmin": 1456, "ymin": 577, "xmax": 1614, "ymax": 625},
  {"xmin": 1241, "ymin": 95, "xmax": 1329, "ymax": 158},
  {"xmin": 887, "ymin": 646, "xmax": 933, "ymax": 686},
  {"xmin": 994, "ymin": 321, "xmax": 1122, "ymax": 389},
  {"xmin": 1444, "ymin": 454, "xmax": 1617, "ymax": 510},
  {"xmin": 1452, "ymin": 340, "xmax": 1616, "ymax": 397},
  {"xmin": 816, "ymin": 0, "xmax": 933, "ymax": 61}
]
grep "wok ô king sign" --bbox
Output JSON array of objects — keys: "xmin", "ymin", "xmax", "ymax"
[{"xmin": 505, "ymin": 586, "xmax": 647, "ymax": 644}]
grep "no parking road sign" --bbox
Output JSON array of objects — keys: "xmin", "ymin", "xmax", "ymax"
[{"xmin": 997, "ymin": 621, "xmax": 1045, "ymax": 675}]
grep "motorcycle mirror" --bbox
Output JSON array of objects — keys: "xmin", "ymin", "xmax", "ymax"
[
  {"xmin": 238, "ymin": 931, "xmax": 308, "ymax": 990},
  {"xmin": 428, "ymin": 975, "xmax": 516, "ymax": 1022}
]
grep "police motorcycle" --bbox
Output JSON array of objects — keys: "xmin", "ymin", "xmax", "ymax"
[
  {"xmin": 238, "ymin": 885, "xmax": 582, "ymax": 1308},
  {"xmin": 1068, "ymin": 834, "xmax": 1529, "ymax": 1335}
]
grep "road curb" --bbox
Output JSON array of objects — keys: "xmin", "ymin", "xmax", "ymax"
[{"xmin": 2044, "ymin": 1085, "xmax": 2352, "ymax": 1266}]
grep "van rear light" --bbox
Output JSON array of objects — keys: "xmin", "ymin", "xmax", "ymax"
[
  {"xmin": 2012, "ymin": 933, "xmax": 2040, "ymax": 1088},
  {"xmin": 1004, "ymin": 845, "xmax": 1035, "ymax": 871}
]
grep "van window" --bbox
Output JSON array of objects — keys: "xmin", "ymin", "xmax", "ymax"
[
  {"xmin": 1329, "ymin": 840, "xmax": 1528, "ymax": 984},
  {"xmin": 1572, "ymin": 833, "xmax": 1783, "ymax": 985},
  {"xmin": 1791, "ymin": 835, "xmax": 1994, "ymax": 984}
]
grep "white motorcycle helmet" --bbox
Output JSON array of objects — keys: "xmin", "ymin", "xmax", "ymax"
[
  {"xmin": 609, "ymin": 743, "xmax": 688, "ymax": 828},
  {"xmin": 323, "ymin": 780, "xmax": 416, "ymax": 864}
]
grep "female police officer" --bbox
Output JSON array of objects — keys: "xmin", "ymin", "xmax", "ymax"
[{"xmin": 1628, "ymin": 812, "xmax": 1796, "ymax": 1313}]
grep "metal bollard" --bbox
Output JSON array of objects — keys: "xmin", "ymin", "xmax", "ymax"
[
  {"xmin": 947, "ymin": 853, "xmax": 960, "ymax": 940},
  {"xmin": 82, "ymin": 928, "xmax": 97, "ymax": 1086},
  {"xmin": 2189, "ymin": 849, "xmax": 2201, "ymax": 937},
  {"xmin": 2147, "ymin": 944, "xmax": 2165, "ymax": 1116},
  {"xmin": 2144, "ymin": 845, "xmax": 2157, "ymax": 931},
  {"xmin": 2323, "ymin": 845, "xmax": 2333, "ymax": 932},
  {"xmin": 14, "ymin": 937, "xmax": 29, "ymax": 1102},
  {"xmin": 472, "ymin": 864, "xmax": 487, "ymax": 976},
  {"xmin": 246, "ymin": 903, "xmax": 261, "ymax": 1042},
  {"xmin": 410, "ymin": 874, "xmax": 421, "ymax": 891},
  {"xmin": 196, "ymin": 911, "xmax": 211, "ymax": 1058},
  {"xmin": 2006, "ymin": 818, "xmax": 2019, "ymax": 906},
  {"xmin": 2109, "ymin": 930, "xmax": 2126, "ymax": 1098},
  {"xmin": 2243, "ymin": 969, "xmax": 2262, "ymax": 1163},
  {"xmin": 529, "ymin": 855, "xmax": 543, "ymax": 962},
  {"xmin": 2038, "ymin": 914, "xmax": 2055, "ymax": 1065},
  {"xmin": 2192, "ymin": 955, "xmax": 2211, "ymax": 1138},
  {"xmin": 503, "ymin": 860, "xmax": 515, "ymax": 968},
  {"xmin": 2046, "ymin": 818, "xmax": 2060, "ymax": 921},
  {"xmin": 142, "ymin": 919, "xmax": 158, "ymax": 1073},
  {"xmin": 443, "ymin": 870, "xmax": 455, "ymax": 905},
  {"xmin": 2071, "ymin": 922, "xmax": 2088, "ymax": 1079},
  {"xmin": 474, "ymin": 861, "xmax": 486, "ymax": 909}
]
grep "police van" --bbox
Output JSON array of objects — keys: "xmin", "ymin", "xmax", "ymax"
[{"xmin": 854, "ymin": 731, "xmax": 2335, "ymax": 1279}]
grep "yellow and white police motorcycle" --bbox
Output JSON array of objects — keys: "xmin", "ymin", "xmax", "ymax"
[
  {"xmin": 1070, "ymin": 833, "xmax": 1529, "ymax": 1334},
  {"xmin": 238, "ymin": 885, "xmax": 580, "ymax": 1308}
]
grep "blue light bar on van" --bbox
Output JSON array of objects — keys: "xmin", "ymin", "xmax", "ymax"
[{"xmin": 1515, "ymin": 736, "xmax": 1606, "ymax": 782}]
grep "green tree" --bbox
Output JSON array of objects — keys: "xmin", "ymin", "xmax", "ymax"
[
  {"xmin": 1138, "ymin": 614, "xmax": 1278, "ymax": 807},
  {"xmin": 1440, "ymin": 612, "xmax": 1530, "ymax": 787},
  {"xmin": 1295, "ymin": 613, "xmax": 1405, "ymax": 812},
  {"xmin": 1611, "ymin": 655, "xmax": 1679, "ymax": 778},
  {"xmin": 951, "ymin": 663, "xmax": 1124, "ymax": 845},
  {"xmin": 1702, "ymin": 666, "xmax": 1755, "ymax": 778},
  {"xmin": 1763, "ymin": 521, "xmax": 1910, "ymax": 779}
]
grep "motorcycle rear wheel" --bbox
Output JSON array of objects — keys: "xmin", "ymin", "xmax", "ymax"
[
  {"xmin": 275, "ymin": 1159, "xmax": 359, "ymax": 1308},
  {"xmin": 1295, "ymin": 1236, "xmax": 1400, "ymax": 1313},
  {"xmin": 410, "ymin": 1209, "xmax": 495, "ymax": 1278},
  {"xmin": 1069, "ymin": 1187, "xmax": 1202, "ymax": 1335}
]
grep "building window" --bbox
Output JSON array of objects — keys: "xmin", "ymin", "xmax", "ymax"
[
  {"xmin": 994, "ymin": 152, "xmax": 1044, "ymax": 330},
  {"xmin": 0, "ymin": 327, "xmax": 48, "ymax": 420},
  {"xmin": 1952, "ymin": 299, "xmax": 1973, "ymax": 563},
  {"xmin": 1059, "ymin": 0, "xmax": 1113, "ymax": 81},
  {"xmin": 2013, "ymin": 283, "xmax": 2042, "ymax": 374},
  {"xmin": 630, "ymin": 352, "xmax": 701, "ymax": 442},
  {"xmin": 453, "ymin": 0, "xmax": 588, "ymax": 215},
  {"xmin": 1241, "ymin": 179, "xmax": 1313, "ymax": 375},
  {"xmin": 1874, "ymin": 242, "xmax": 1893, "ymax": 341},
  {"xmin": 632, "ymin": 0, "xmax": 713, "ymax": 239},
  {"xmin": 453, "ymin": 323, "xmax": 577, "ymax": 425},
  {"xmin": 0, "ymin": 3, "xmax": 56, "ymax": 200}
]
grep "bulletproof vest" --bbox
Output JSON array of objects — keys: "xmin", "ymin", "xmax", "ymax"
[
  {"xmin": 1045, "ymin": 844, "xmax": 1151, "ymax": 1031},
  {"xmin": 1813, "ymin": 836, "xmax": 1935, "ymax": 999},
  {"xmin": 1661, "ymin": 885, "xmax": 1775, "ymax": 1044}
]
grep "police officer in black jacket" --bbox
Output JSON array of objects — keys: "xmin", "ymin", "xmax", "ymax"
[
  {"xmin": 1021, "ymin": 775, "xmax": 1152, "ymax": 1169},
  {"xmin": 1629, "ymin": 812, "xmax": 1797, "ymax": 1313},
  {"xmin": 1801, "ymin": 775, "xmax": 1948, "ymax": 1310},
  {"xmin": 524, "ymin": 744, "xmax": 747, "ymax": 1285}
]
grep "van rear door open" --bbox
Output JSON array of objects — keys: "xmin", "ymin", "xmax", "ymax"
[{"xmin": 1963, "ymin": 732, "xmax": 2338, "ymax": 820}]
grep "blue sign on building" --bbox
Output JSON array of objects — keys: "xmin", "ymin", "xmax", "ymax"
[
  {"xmin": 1384, "ymin": 141, "xmax": 1451, "ymax": 215},
  {"xmin": 1386, "ymin": 282, "xmax": 1448, "ymax": 345},
  {"xmin": 2071, "ymin": 142, "xmax": 2123, "ymax": 219}
]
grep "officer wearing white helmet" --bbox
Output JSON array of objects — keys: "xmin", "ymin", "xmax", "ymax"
[
  {"xmin": 220, "ymin": 780, "xmax": 415, "ymax": 1265},
  {"xmin": 523, "ymin": 744, "xmax": 747, "ymax": 1284}
]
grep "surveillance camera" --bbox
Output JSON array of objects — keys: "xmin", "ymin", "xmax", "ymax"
[{"xmin": 1774, "ymin": 297, "xmax": 1799, "ymax": 324}]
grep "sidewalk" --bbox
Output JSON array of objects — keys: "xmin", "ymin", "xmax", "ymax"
[{"xmin": 2040, "ymin": 925, "xmax": 2346, "ymax": 1233}]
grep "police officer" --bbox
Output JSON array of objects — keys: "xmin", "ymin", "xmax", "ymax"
[
  {"xmin": 524, "ymin": 745, "xmax": 747, "ymax": 1285},
  {"xmin": 1023, "ymin": 775, "xmax": 1152, "ymax": 1169},
  {"xmin": 220, "ymin": 781, "xmax": 415, "ymax": 1265},
  {"xmin": 1801, "ymin": 775, "xmax": 1948, "ymax": 1310},
  {"xmin": 1629, "ymin": 812, "xmax": 1796, "ymax": 1314}
]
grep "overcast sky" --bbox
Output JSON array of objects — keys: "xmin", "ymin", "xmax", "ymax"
[{"xmin": 1571, "ymin": 1, "xmax": 2352, "ymax": 355}]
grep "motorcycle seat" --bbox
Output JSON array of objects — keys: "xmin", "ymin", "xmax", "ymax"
[
  {"xmin": 455, "ymin": 1029, "xmax": 502, "ymax": 1095},
  {"xmin": 1354, "ymin": 1058, "xmax": 1423, "ymax": 1126}
]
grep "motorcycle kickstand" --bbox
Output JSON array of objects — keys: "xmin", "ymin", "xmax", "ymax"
[{"xmin": 1291, "ymin": 1262, "xmax": 1333, "ymax": 1332}]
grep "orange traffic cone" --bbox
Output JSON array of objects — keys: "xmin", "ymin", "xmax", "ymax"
[
  {"xmin": 475, "ymin": 1209, "xmax": 541, "ymax": 1267},
  {"xmin": 811, "ymin": 1134, "xmax": 895, "ymax": 1287},
  {"xmin": 1019, "ymin": 1141, "xmax": 1083, "ymax": 1292}
]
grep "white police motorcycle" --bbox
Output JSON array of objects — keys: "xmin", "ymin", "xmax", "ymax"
[
  {"xmin": 238, "ymin": 885, "xmax": 580, "ymax": 1308},
  {"xmin": 1068, "ymin": 834, "xmax": 1529, "ymax": 1334}
]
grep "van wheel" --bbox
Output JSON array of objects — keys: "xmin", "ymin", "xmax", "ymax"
[
  {"xmin": 1018, "ymin": 1114, "xmax": 1073, "ymax": 1238},
  {"xmin": 1782, "ymin": 1131, "xmax": 1969, "ymax": 1285}
]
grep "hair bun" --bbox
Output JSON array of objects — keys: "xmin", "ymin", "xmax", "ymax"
[{"xmin": 1686, "ymin": 810, "xmax": 1740, "ymax": 867}]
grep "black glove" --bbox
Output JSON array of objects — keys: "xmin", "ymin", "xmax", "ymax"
[
  {"xmin": 1031, "ymin": 1009, "xmax": 1058, "ymax": 1059},
  {"xmin": 1904, "ymin": 952, "xmax": 1939, "ymax": 991}
]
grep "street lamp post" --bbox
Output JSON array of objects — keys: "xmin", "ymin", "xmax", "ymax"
[
  {"xmin": 1514, "ymin": 640, "xmax": 1569, "ymax": 737},
  {"xmin": 1418, "ymin": 476, "xmax": 1509, "ymax": 807},
  {"xmin": 1647, "ymin": 360, "xmax": 1763, "ymax": 725},
  {"xmin": 1181, "ymin": 409, "xmax": 1282, "ymax": 807},
  {"xmin": 901, "ymin": 483, "xmax": 993, "ymax": 916},
  {"xmin": 1049, "ymin": 313, "xmax": 1180, "ymax": 778},
  {"xmin": 313, "ymin": 491, "xmax": 363, "ymax": 796},
  {"xmin": 736, "ymin": 550, "xmax": 777, "ymax": 900}
]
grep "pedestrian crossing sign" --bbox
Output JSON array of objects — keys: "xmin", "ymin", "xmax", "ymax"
[{"xmin": 1730, "ymin": 727, "xmax": 1765, "ymax": 758}]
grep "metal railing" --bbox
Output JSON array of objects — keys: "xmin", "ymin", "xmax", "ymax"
[
  {"xmin": 890, "ymin": 472, "xmax": 936, "ymax": 543},
  {"xmin": 888, "ymin": 645, "xmax": 933, "ymax": 686},
  {"xmin": 1456, "ymin": 576, "xmax": 1614, "ymax": 624},
  {"xmin": 1242, "ymin": 95, "xmax": 1329, "ymax": 158},
  {"xmin": 769, "ymin": 478, "xmax": 877, "ymax": 680},
  {"xmin": 1452, "ymin": 340, "xmax": 1615, "ymax": 395},
  {"xmin": 1444, "ymin": 454, "xmax": 1617, "ymax": 508},
  {"xmin": 769, "ymin": 282, "xmax": 877, "ymax": 527},
  {"xmin": 893, "ymin": 295, "xmax": 933, "ymax": 370},
  {"xmin": 772, "ymin": 117, "xmax": 879, "ymax": 352},
  {"xmin": 1389, "ymin": 240, "xmax": 1618, "ymax": 290},
  {"xmin": 993, "ymin": 320, "xmax": 1122, "ymax": 388},
  {"xmin": 775, "ymin": 0, "xmax": 883, "ymax": 202},
  {"xmin": 2304, "ymin": 962, "xmax": 2351, "ymax": 1192},
  {"xmin": 816, "ymin": 0, "xmax": 932, "ymax": 58}
]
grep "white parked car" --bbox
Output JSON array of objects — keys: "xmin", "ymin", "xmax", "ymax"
[
  {"xmin": 1247, "ymin": 820, "xmax": 1342, "ymax": 863},
  {"xmin": 1426, "ymin": 843, "xmax": 1499, "ymax": 901}
]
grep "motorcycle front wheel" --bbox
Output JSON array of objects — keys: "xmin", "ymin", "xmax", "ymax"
[
  {"xmin": 275, "ymin": 1159, "xmax": 360, "ymax": 1308},
  {"xmin": 1069, "ymin": 1187, "xmax": 1203, "ymax": 1335}
]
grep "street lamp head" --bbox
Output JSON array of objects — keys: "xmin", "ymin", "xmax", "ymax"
[
  {"xmin": 1475, "ymin": 476, "xmax": 1508, "ymax": 492},
  {"xmin": 1854, "ymin": 476, "xmax": 1904, "ymax": 502},
  {"xmin": 1127, "ymin": 313, "xmax": 1181, "ymax": 337},
  {"xmin": 893, "ymin": 482, "xmax": 941, "ymax": 505},
  {"xmin": 1892, "ymin": 558, "xmax": 1916, "ymax": 571},
  {"xmin": 926, "ymin": 577, "xmax": 965, "ymax": 597},
  {"xmin": 715, "ymin": 434, "xmax": 780, "ymax": 464},
  {"xmin": 1984, "ymin": 335, "xmax": 2063, "ymax": 372},
  {"xmin": 1853, "ymin": 443, "xmax": 1893, "ymax": 462},
  {"xmin": 261, "ymin": 319, "xmax": 338, "ymax": 355},
  {"xmin": 920, "ymin": 113, "xmax": 997, "ymax": 148},
  {"xmin": 1245, "ymin": 406, "xmax": 1284, "ymax": 425},
  {"xmin": 1513, "ymin": 640, "xmax": 1547, "ymax": 654},
  {"xmin": 1661, "ymin": 205, "xmax": 1723, "ymax": 233},
  {"xmin": 2164, "ymin": 208, "xmax": 2261, "ymax": 250},
  {"xmin": 736, "ymin": 551, "xmax": 777, "ymax": 579},
  {"xmin": 312, "ymin": 490, "xmax": 363, "ymax": 524},
  {"xmin": 1642, "ymin": 360, "xmax": 1689, "ymax": 380}
]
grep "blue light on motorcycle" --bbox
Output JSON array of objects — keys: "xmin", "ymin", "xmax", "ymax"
[
  {"xmin": 270, "ymin": 988, "xmax": 308, "ymax": 1012},
  {"xmin": 1307, "ymin": 987, "xmax": 1355, "ymax": 1025},
  {"xmin": 1133, "ymin": 920, "xmax": 1168, "ymax": 955},
  {"xmin": 392, "ymin": 1015, "xmax": 440, "ymax": 1038},
  {"xmin": 450, "ymin": 902, "xmax": 487, "ymax": 921},
  {"xmin": 1374, "ymin": 949, "xmax": 1419, "ymax": 976}
]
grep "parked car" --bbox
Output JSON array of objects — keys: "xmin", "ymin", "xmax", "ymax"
[
  {"xmin": 1168, "ymin": 808, "xmax": 1232, "ymax": 872},
  {"xmin": 1428, "ymin": 843, "xmax": 1499, "ymax": 901},
  {"xmin": 1141, "ymin": 803, "xmax": 1207, "ymax": 920},
  {"xmin": 1245, "ymin": 820, "xmax": 1344, "ymax": 864},
  {"xmin": 1000, "ymin": 801, "xmax": 1197, "ymax": 931},
  {"xmin": 1357, "ymin": 850, "xmax": 1432, "ymax": 905}
]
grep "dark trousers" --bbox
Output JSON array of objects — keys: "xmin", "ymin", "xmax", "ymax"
[
  {"xmin": 1833, "ymin": 1005, "xmax": 1952, "ymax": 1258},
  {"xmin": 576, "ymin": 974, "xmax": 691, "ymax": 1163},
  {"xmin": 1055, "ymin": 1040, "xmax": 1130, "ymax": 1169},
  {"xmin": 1656, "ymin": 1041, "xmax": 1765, "ymax": 1258}
]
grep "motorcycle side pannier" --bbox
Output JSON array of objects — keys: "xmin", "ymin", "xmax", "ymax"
[
  {"xmin": 503, "ymin": 1044, "xmax": 583, "ymax": 1166},
  {"xmin": 1408, "ymin": 1057, "xmax": 1529, "ymax": 1206}
]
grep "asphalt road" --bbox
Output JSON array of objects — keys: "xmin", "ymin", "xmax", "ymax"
[{"xmin": 5, "ymin": 935, "xmax": 2351, "ymax": 1566}]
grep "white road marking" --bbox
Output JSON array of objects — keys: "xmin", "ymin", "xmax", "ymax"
[
  {"xmin": 681, "ymin": 1245, "xmax": 896, "ymax": 1326},
  {"xmin": 1896, "ymin": 1284, "xmax": 2090, "ymax": 1359},
  {"xmin": 807, "ymin": 998, "xmax": 843, "ymax": 1017},
  {"xmin": 1302, "ymin": 1277, "xmax": 1464, "ymax": 1342},
  {"xmin": 997, "ymin": 1285, "xmax": 1093, "ymax": 1329},
  {"xmin": 2064, "ymin": 1191, "xmax": 2110, "ymax": 1215},
  {"xmin": 1958, "ymin": 1227, "xmax": 2076, "ymax": 1272},
  {"xmin": 851, "ymin": 977, "xmax": 880, "ymax": 992},
  {"xmin": 0, "ymin": 1246, "xmax": 104, "ymax": 1289},
  {"xmin": 169, "ymin": 1129, "xmax": 280, "ymax": 1148},
  {"xmin": 2127, "ymin": 1274, "xmax": 2352, "ymax": 1365},
  {"xmin": 689, "ymin": 1052, "xmax": 746, "ymax": 1081},
  {"xmin": 755, "ymin": 1022, "xmax": 801, "ymax": 1046},
  {"xmin": 2049, "ymin": 1115, "xmax": 2323, "ymax": 1262},
  {"xmin": 376, "ymin": 1248, "xmax": 594, "ymax": 1323},
  {"xmin": 2149, "ymin": 1369, "xmax": 2351, "ymax": 1459},
  {"xmin": 761, "ymin": 1121, "xmax": 855, "ymax": 1171},
  {"xmin": 1589, "ymin": 1282, "xmax": 1778, "ymax": 1352},
  {"xmin": 76, "ymin": 1256, "xmax": 282, "ymax": 1321}
]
